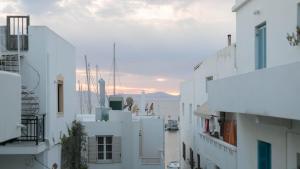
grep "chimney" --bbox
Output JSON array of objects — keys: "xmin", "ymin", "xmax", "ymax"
[{"xmin": 227, "ymin": 34, "xmax": 232, "ymax": 46}]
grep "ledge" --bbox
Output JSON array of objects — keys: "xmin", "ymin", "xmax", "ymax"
[
  {"xmin": 232, "ymin": 0, "xmax": 251, "ymax": 12},
  {"xmin": 0, "ymin": 141, "xmax": 48, "ymax": 155}
]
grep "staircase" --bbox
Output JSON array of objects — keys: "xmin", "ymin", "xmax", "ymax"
[
  {"xmin": 0, "ymin": 54, "xmax": 39, "ymax": 114},
  {"xmin": 0, "ymin": 53, "xmax": 44, "ymax": 145},
  {"xmin": 21, "ymin": 85, "xmax": 40, "ymax": 115}
]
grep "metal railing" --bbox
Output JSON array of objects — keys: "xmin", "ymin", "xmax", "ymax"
[
  {"xmin": 0, "ymin": 54, "xmax": 20, "ymax": 73},
  {"xmin": 18, "ymin": 114, "xmax": 45, "ymax": 145}
]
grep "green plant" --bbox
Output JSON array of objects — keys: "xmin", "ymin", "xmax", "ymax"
[
  {"xmin": 61, "ymin": 121, "xmax": 88, "ymax": 169},
  {"xmin": 287, "ymin": 26, "xmax": 300, "ymax": 46}
]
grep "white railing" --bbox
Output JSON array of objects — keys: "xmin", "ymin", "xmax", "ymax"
[{"xmin": 199, "ymin": 132, "xmax": 237, "ymax": 155}]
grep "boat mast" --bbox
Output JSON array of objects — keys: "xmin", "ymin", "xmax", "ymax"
[
  {"xmin": 113, "ymin": 43, "xmax": 116, "ymax": 96},
  {"xmin": 84, "ymin": 55, "xmax": 92, "ymax": 114}
]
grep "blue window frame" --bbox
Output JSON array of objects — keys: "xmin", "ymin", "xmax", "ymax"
[
  {"xmin": 258, "ymin": 140, "xmax": 271, "ymax": 169},
  {"xmin": 255, "ymin": 23, "xmax": 267, "ymax": 70}
]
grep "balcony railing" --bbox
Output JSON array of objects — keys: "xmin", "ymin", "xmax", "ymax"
[
  {"xmin": 199, "ymin": 132, "xmax": 236, "ymax": 155},
  {"xmin": 18, "ymin": 114, "xmax": 45, "ymax": 145}
]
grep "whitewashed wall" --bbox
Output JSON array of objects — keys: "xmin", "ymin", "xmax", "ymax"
[
  {"xmin": 237, "ymin": 114, "xmax": 300, "ymax": 169},
  {"xmin": 0, "ymin": 71, "xmax": 21, "ymax": 143},
  {"xmin": 235, "ymin": 0, "xmax": 300, "ymax": 74},
  {"xmin": 84, "ymin": 111, "xmax": 164, "ymax": 169},
  {"xmin": 24, "ymin": 26, "xmax": 76, "ymax": 147},
  {"xmin": 179, "ymin": 80, "xmax": 194, "ymax": 169}
]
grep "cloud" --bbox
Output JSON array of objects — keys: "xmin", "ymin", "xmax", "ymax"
[
  {"xmin": 76, "ymin": 68, "xmax": 181, "ymax": 95},
  {"xmin": 0, "ymin": 0, "xmax": 235, "ymax": 94}
]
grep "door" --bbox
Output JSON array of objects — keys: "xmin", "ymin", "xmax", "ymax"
[
  {"xmin": 197, "ymin": 154, "xmax": 201, "ymax": 169},
  {"xmin": 255, "ymin": 23, "xmax": 267, "ymax": 70},
  {"xmin": 190, "ymin": 148, "xmax": 194, "ymax": 169},
  {"xmin": 258, "ymin": 140, "xmax": 271, "ymax": 169}
]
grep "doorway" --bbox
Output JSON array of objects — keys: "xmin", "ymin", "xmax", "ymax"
[{"xmin": 258, "ymin": 140, "xmax": 271, "ymax": 169}]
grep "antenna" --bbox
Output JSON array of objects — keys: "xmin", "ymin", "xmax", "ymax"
[{"xmin": 113, "ymin": 43, "xmax": 116, "ymax": 95}]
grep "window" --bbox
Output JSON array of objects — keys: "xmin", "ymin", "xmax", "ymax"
[
  {"xmin": 182, "ymin": 103, "xmax": 185, "ymax": 116},
  {"xmin": 97, "ymin": 136, "xmax": 113, "ymax": 160},
  {"xmin": 57, "ymin": 75, "xmax": 64, "ymax": 115},
  {"xmin": 182, "ymin": 142, "xmax": 186, "ymax": 160},
  {"xmin": 258, "ymin": 140, "xmax": 271, "ymax": 169},
  {"xmin": 206, "ymin": 76, "xmax": 213, "ymax": 93},
  {"xmin": 189, "ymin": 104, "xmax": 193, "ymax": 123},
  {"xmin": 255, "ymin": 23, "xmax": 267, "ymax": 70}
]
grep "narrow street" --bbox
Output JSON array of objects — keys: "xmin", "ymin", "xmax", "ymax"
[{"xmin": 165, "ymin": 130, "xmax": 180, "ymax": 169}]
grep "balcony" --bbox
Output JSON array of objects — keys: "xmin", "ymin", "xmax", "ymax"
[
  {"xmin": 0, "ymin": 71, "xmax": 21, "ymax": 143},
  {"xmin": 18, "ymin": 114, "xmax": 46, "ymax": 145},
  {"xmin": 208, "ymin": 61, "xmax": 300, "ymax": 120},
  {"xmin": 0, "ymin": 114, "xmax": 46, "ymax": 154},
  {"xmin": 198, "ymin": 132, "xmax": 237, "ymax": 169}
]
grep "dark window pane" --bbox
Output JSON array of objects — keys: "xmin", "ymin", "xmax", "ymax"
[
  {"xmin": 106, "ymin": 152, "xmax": 112, "ymax": 159},
  {"xmin": 98, "ymin": 137, "xmax": 104, "ymax": 144},
  {"xmin": 106, "ymin": 136, "xmax": 112, "ymax": 144},
  {"xmin": 98, "ymin": 153, "xmax": 104, "ymax": 160},
  {"xmin": 98, "ymin": 145, "xmax": 104, "ymax": 151},
  {"xmin": 106, "ymin": 145, "xmax": 112, "ymax": 151}
]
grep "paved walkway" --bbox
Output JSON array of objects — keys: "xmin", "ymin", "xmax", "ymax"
[{"xmin": 165, "ymin": 130, "xmax": 180, "ymax": 169}]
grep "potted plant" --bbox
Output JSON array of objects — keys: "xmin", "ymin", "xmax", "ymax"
[{"xmin": 287, "ymin": 26, "xmax": 300, "ymax": 46}]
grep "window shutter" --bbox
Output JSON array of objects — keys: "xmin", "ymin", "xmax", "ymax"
[
  {"xmin": 88, "ymin": 136, "xmax": 97, "ymax": 163},
  {"xmin": 112, "ymin": 136, "xmax": 122, "ymax": 163}
]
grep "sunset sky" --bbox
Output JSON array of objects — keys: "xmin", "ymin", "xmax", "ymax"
[{"xmin": 0, "ymin": 0, "xmax": 236, "ymax": 95}]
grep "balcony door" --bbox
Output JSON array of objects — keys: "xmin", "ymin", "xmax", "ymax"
[
  {"xmin": 258, "ymin": 140, "xmax": 271, "ymax": 169},
  {"xmin": 255, "ymin": 23, "xmax": 267, "ymax": 70}
]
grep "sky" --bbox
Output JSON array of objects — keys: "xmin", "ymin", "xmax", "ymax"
[{"xmin": 0, "ymin": 0, "xmax": 236, "ymax": 95}]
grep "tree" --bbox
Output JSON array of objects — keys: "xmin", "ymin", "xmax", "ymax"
[{"xmin": 61, "ymin": 121, "xmax": 88, "ymax": 169}]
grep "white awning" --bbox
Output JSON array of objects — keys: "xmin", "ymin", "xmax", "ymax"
[{"xmin": 194, "ymin": 102, "xmax": 213, "ymax": 118}]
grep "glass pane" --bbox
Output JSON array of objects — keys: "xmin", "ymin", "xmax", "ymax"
[
  {"xmin": 106, "ymin": 145, "xmax": 112, "ymax": 151},
  {"xmin": 98, "ymin": 145, "xmax": 104, "ymax": 151},
  {"xmin": 98, "ymin": 137, "xmax": 104, "ymax": 144},
  {"xmin": 106, "ymin": 152, "xmax": 112, "ymax": 159},
  {"xmin": 106, "ymin": 136, "xmax": 112, "ymax": 144},
  {"xmin": 98, "ymin": 153, "xmax": 104, "ymax": 160}
]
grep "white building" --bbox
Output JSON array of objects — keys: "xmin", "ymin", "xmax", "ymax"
[
  {"xmin": 77, "ymin": 110, "xmax": 165, "ymax": 169},
  {"xmin": 0, "ymin": 16, "xmax": 76, "ymax": 169},
  {"xmin": 208, "ymin": 1, "xmax": 300, "ymax": 169},
  {"xmin": 180, "ymin": 42, "xmax": 238, "ymax": 169},
  {"xmin": 181, "ymin": 0, "xmax": 300, "ymax": 169}
]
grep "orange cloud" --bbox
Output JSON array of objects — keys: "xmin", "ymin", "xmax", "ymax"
[{"xmin": 76, "ymin": 68, "xmax": 180, "ymax": 95}]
